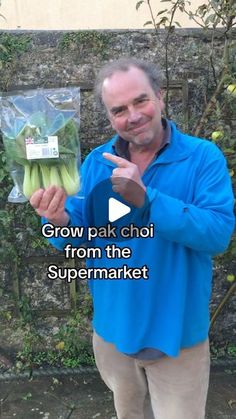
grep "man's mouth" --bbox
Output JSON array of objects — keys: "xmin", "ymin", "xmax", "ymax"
[{"xmin": 128, "ymin": 121, "xmax": 149, "ymax": 134}]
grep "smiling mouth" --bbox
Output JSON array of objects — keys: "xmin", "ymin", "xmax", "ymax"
[{"xmin": 129, "ymin": 122, "xmax": 149, "ymax": 134}]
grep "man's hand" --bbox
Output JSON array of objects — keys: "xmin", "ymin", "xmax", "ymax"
[
  {"xmin": 103, "ymin": 152, "xmax": 146, "ymax": 207},
  {"xmin": 30, "ymin": 186, "xmax": 69, "ymax": 226}
]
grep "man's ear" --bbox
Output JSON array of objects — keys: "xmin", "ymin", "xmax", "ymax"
[
  {"xmin": 110, "ymin": 120, "xmax": 116, "ymax": 130},
  {"xmin": 156, "ymin": 89, "xmax": 164, "ymax": 100},
  {"xmin": 156, "ymin": 90, "xmax": 165, "ymax": 111},
  {"xmin": 106, "ymin": 111, "xmax": 116, "ymax": 130}
]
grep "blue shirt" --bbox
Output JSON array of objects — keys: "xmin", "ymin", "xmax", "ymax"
[{"xmin": 45, "ymin": 121, "xmax": 235, "ymax": 358}]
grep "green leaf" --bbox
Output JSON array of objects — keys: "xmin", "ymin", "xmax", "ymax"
[
  {"xmin": 204, "ymin": 13, "xmax": 217, "ymax": 27},
  {"xmin": 224, "ymin": 148, "xmax": 235, "ymax": 154},
  {"xmin": 174, "ymin": 21, "xmax": 182, "ymax": 28},
  {"xmin": 227, "ymin": 344, "xmax": 236, "ymax": 356},
  {"xmin": 197, "ymin": 4, "xmax": 208, "ymax": 18},
  {"xmin": 136, "ymin": 1, "xmax": 144, "ymax": 11},
  {"xmin": 159, "ymin": 16, "xmax": 169, "ymax": 26},
  {"xmin": 188, "ymin": 11, "xmax": 194, "ymax": 19},
  {"xmin": 143, "ymin": 21, "xmax": 153, "ymax": 27},
  {"xmin": 0, "ymin": 13, "xmax": 6, "ymax": 21},
  {"xmin": 0, "ymin": 44, "xmax": 8, "ymax": 53},
  {"xmin": 156, "ymin": 9, "xmax": 168, "ymax": 17},
  {"xmin": 22, "ymin": 392, "xmax": 32, "ymax": 401},
  {"xmin": 213, "ymin": 16, "xmax": 221, "ymax": 28}
]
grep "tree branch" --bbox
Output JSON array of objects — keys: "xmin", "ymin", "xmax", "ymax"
[
  {"xmin": 210, "ymin": 282, "xmax": 236, "ymax": 329},
  {"xmin": 194, "ymin": 69, "xmax": 228, "ymax": 137}
]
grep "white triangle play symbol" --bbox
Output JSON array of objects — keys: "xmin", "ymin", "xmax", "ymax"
[{"xmin": 108, "ymin": 198, "xmax": 131, "ymax": 222}]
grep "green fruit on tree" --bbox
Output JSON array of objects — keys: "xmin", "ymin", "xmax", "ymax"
[
  {"xmin": 227, "ymin": 84, "xmax": 236, "ymax": 96},
  {"xmin": 211, "ymin": 131, "xmax": 224, "ymax": 141},
  {"xmin": 227, "ymin": 274, "xmax": 235, "ymax": 283}
]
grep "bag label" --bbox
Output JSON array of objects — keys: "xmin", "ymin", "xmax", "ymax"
[{"xmin": 25, "ymin": 136, "xmax": 59, "ymax": 159}]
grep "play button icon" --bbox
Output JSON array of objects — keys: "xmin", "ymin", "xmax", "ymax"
[
  {"xmin": 85, "ymin": 177, "xmax": 150, "ymax": 242},
  {"xmin": 108, "ymin": 198, "xmax": 131, "ymax": 222}
]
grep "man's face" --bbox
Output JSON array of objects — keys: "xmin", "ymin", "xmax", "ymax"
[{"xmin": 101, "ymin": 66, "xmax": 165, "ymax": 148}]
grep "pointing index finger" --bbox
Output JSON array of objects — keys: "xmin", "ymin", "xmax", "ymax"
[{"xmin": 103, "ymin": 152, "xmax": 131, "ymax": 168}]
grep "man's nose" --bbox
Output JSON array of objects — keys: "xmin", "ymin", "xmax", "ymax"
[{"xmin": 127, "ymin": 108, "xmax": 142, "ymax": 123}]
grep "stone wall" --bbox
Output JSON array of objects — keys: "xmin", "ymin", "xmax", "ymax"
[{"xmin": 0, "ymin": 29, "xmax": 235, "ymax": 359}]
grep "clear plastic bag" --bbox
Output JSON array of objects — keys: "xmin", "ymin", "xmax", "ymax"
[{"xmin": 0, "ymin": 87, "xmax": 80, "ymax": 203}]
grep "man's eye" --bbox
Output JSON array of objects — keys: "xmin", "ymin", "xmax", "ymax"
[
  {"xmin": 136, "ymin": 98, "xmax": 148, "ymax": 104},
  {"xmin": 113, "ymin": 109, "xmax": 125, "ymax": 116}
]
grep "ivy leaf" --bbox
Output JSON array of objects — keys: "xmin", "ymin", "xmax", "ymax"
[{"xmin": 136, "ymin": 1, "xmax": 144, "ymax": 11}]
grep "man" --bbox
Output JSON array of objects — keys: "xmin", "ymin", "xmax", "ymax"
[{"xmin": 30, "ymin": 58, "xmax": 235, "ymax": 419}]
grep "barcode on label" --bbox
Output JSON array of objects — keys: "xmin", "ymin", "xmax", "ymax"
[{"xmin": 42, "ymin": 148, "xmax": 56, "ymax": 157}]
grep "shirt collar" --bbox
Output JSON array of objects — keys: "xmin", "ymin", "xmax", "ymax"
[{"xmin": 112, "ymin": 118, "xmax": 171, "ymax": 160}]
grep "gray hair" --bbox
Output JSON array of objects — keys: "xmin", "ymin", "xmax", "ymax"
[{"xmin": 94, "ymin": 57, "xmax": 163, "ymax": 107}]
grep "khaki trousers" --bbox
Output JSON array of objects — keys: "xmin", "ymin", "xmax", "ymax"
[{"xmin": 93, "ymin": 331, "xmax": 210, "ymax": 419}]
